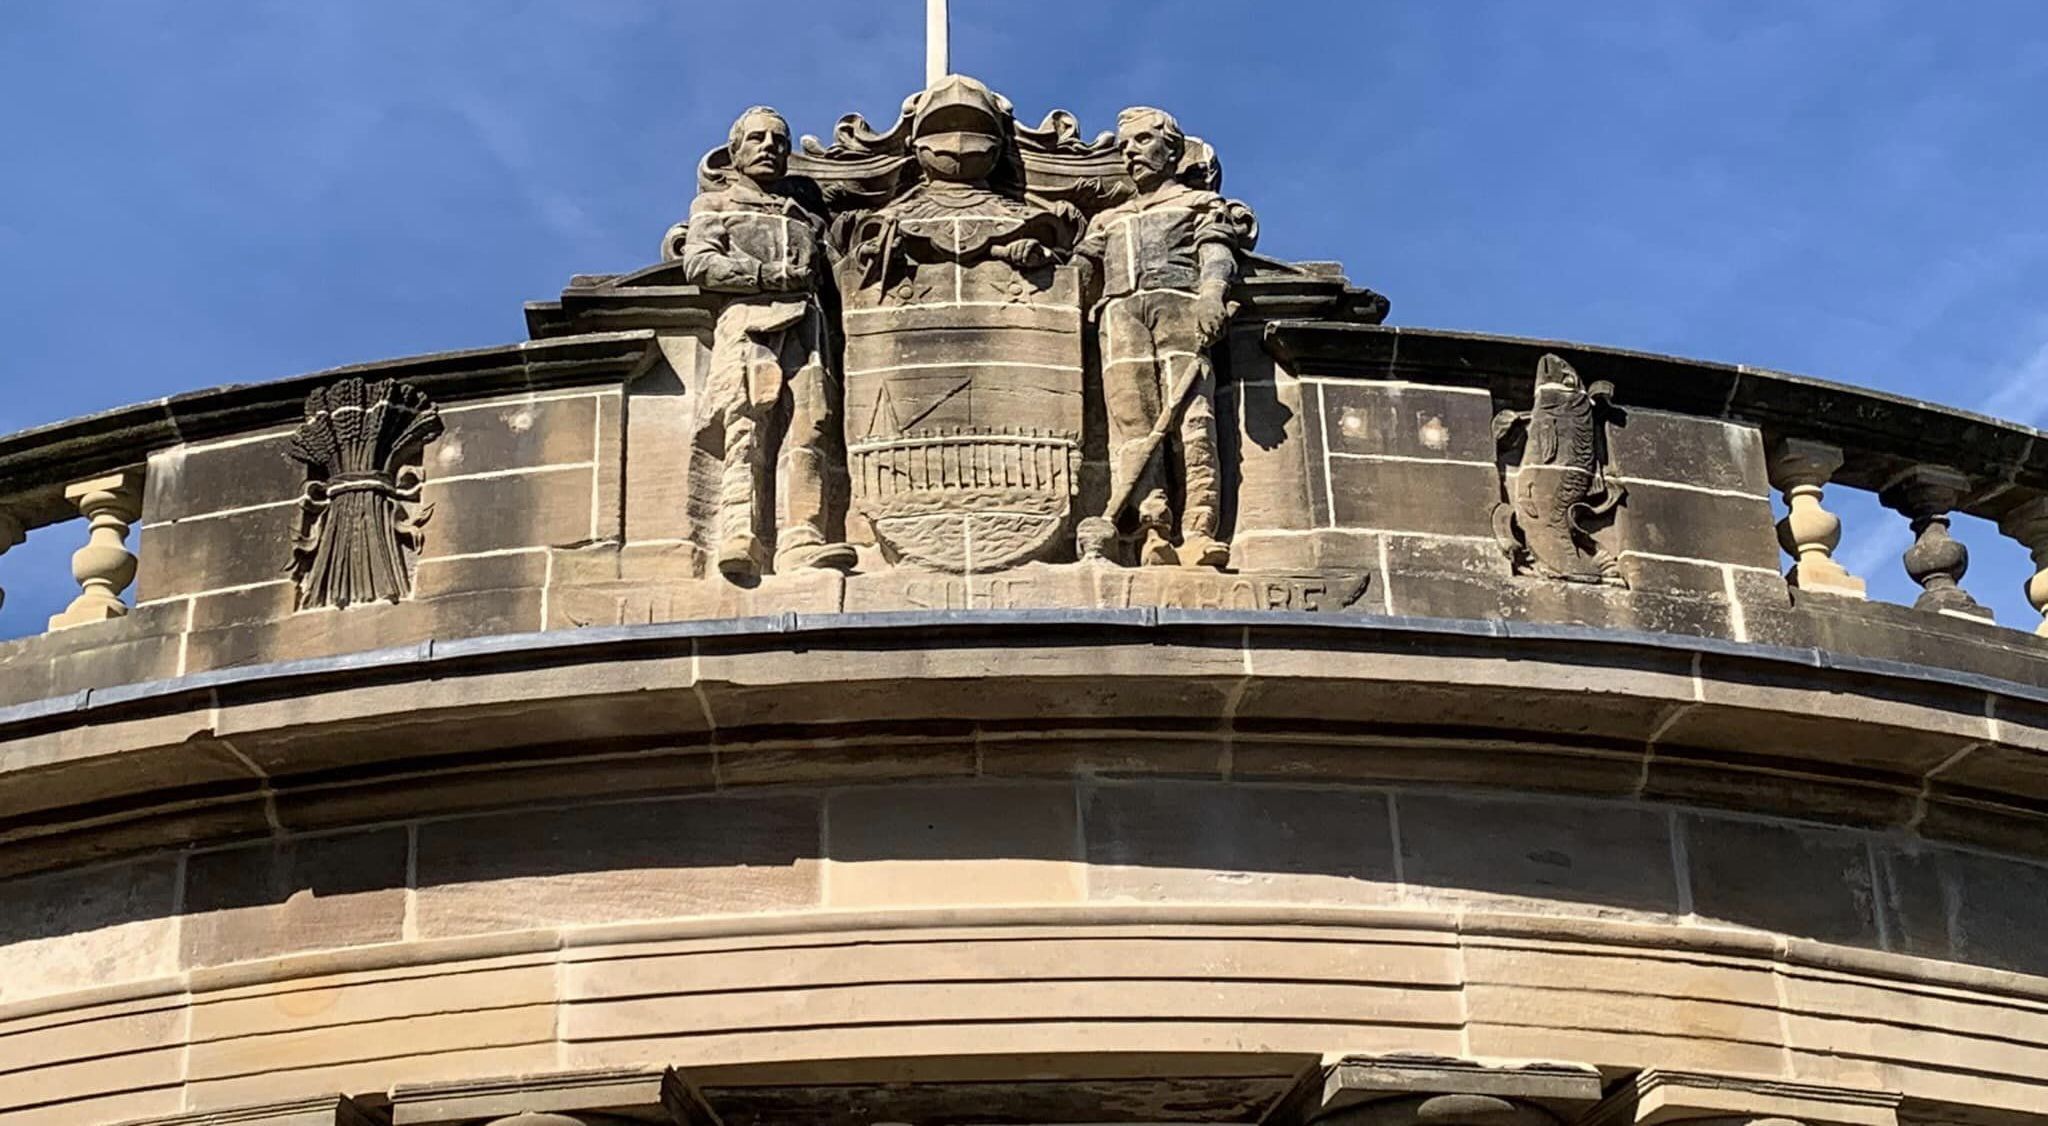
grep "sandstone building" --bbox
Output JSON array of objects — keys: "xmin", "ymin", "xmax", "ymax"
[{"xmin": 1, "ymin": 70, "xmax": 2046, "ymax": 1126}]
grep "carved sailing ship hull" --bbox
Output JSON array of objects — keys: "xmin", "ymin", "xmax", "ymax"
[{"xmin": 843, "ymin": 261, "xmax": 1084, "ymax": 572}]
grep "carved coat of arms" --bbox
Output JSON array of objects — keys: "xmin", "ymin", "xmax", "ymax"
[{"xmin": 828, "ymin": 75, "xmax": 1089, "ymax": 572}]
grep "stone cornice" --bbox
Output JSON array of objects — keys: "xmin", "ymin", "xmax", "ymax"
[{"xmin": 2, "ymin": 610, "xmax": 2046, "ymax": 879}]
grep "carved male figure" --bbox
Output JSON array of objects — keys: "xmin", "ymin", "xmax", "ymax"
[
  {"xmin": 1078, "ymin": 107, "xmax": 1256, "ymax": 568},
  {"xmin": 682, "ymin": 106, "xmax": 856, "ymax": 580}
]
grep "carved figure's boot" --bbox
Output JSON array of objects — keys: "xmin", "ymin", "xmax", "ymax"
[
  {"xmin": 1178, "ymin": 532, "xmax": 1230, "ymax": 570},
  {"xmin": 1075, "ymin": 516, "xmax": 1119, "ymax": 562},
  {"xmin": 1139, "ymin": 526, "xmax": 1178, "ymax": 567},
  {"xmin": 776, "ymin": 541, "xmax": 858, "ymax": 573},
  {"xmin": 717, "ymin": 532, "xmax": 768, "ymax": 582},
  {"xmin": 1137, "ymin": 493, "xmax": 1176, "ymax": 567}
]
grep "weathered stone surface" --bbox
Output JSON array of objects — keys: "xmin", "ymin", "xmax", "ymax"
[
  {"xmin": 42, "ymin": 602, "xmax": 186, "ymax": 697},
  {"xmin": 419, "ymin": 465, "xmax": 597, "ymax": 559},
  {"xmin": 1397, "ymin": 794, "xmax": 1680, "ymax": 915},
  {"xmin": 1614, "ymin": 479, "xmax": 1781, "ymax": 570},
  {"xmin": 431, "ymin": 392, "xmax": 601, "ymax": 478},
  {"xmin": 1668, "ymin": 655, "xmax": 1993, "ymax": 780},
  {"xmin": 0, "ymin": 857, "xmax": 180, "ymax": 1003},
  {"xmin": 137, "ymin": 500, "xmax": 299, "ymax": 599},
  {"xmin": 1907, "ymin": 845, "xmax": 2048, "ymax": 977},
  {"xmin": 143, "ymin": 431, "xmax": 299, "ymax": 526},
  {"xmin": 180, "ymin": 828, "xmax": 410, "ymax": 967},
  {"xmin": 183, "ymin": 586, "xmax": 543, "ymax": 671},
  {"xmin": 1327, "ymin": 458, "xmax": 1501, "ymax": 538},
  {"xmin": 1606, "ymin": 408, "xmax": 1772, "ymax": 497},
  {"xmin": 978, "ymin": 734, "xmax": 1227, "ymax": 780},
  {"xmin": 1316, "ymin": 380, "xmax": 1498, "ymax": 463},
  {"xmin": 717, "ymin": 740, "xmax": 976, "ymax": 788},
  {"xmin": 550, "ymin": 556, "xmax": 844, "ymax": 627},
  {"xmin": 1231, "ymin": 736, "xmax": 1648, "ymax": 798},
  {"xmin": 414, "ymin": 794, "xmax": 820, "ymax": 935},
  {"xmin": 1381, "ymin": 535, "xmax": 1739, "ymax": 637},
  {"xmin": 183, "ymin": 579, "xmax": 301, "ymax": 632},
  {"xmin": 1869, "ymin": 840, "xmax": 1953, "ymax": 963},
  {"xmin": 622, "ymin": 336, "xmax": 709, "ymax": 548},
  {"xmin": 1642, "ymin": 747, "xmax": 1918, "ymax": 829},
  {"xmin": 413, "ymin": 547, "xmax": 553, "ymax": 600},
  {"xmin": 1684, "ymin": 815, "xmax": 1880, "ymax": 944},
  {"xmin": 273, "ymin": 743, "xmax": 717, "ymax": 832},
  {"xmin": 825, "ymin": 783, "xmax": 1082, "ymax": 907},
  {"xmin": 1222, "ymin": 354, "xmax": 1314, "ymax": 536},
  {"xmin": 1229, "ymin": 528, "xmax": 1382, "ymax": 573},
  {"xmin": 1083, "ymin": 780, "xmax": 1396, "ymax": 903}
]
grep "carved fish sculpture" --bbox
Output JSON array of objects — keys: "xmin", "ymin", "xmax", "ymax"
[{"xmin": 1493, "ymin": 354, "xmax": 1624, "ymax": 583}]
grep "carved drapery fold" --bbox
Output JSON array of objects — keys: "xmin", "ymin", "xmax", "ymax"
[{"xmin": 286, "ymin": 377, "xmax": 443, "ymax": 610}]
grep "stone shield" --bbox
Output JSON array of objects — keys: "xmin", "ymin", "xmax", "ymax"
[{"xmin": 842, "ymin": 260, "xmax": 1084, "ymax": 572}]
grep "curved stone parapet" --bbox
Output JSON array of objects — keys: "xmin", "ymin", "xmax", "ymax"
[{"xmin": 5, "ymin": 77, "xmax": 2048, "ymax": 1126}]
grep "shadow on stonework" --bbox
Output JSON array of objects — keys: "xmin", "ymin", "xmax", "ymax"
[{"xmin": 4, "ymin": 778, "xmax": 2048, "ymax": 991}]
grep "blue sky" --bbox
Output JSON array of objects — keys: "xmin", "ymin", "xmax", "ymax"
[{"xmin": 2, "ymin": 1, "xmax": 2046, "ymax": 636}]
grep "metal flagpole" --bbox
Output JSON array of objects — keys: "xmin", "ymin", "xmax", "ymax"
[{"xmin": 926, "ymin": 0, "xmax": 950, "ymax": 86}]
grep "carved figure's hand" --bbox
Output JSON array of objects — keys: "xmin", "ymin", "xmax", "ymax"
[
  {"xmin": 1192, "ymin": 291, "xmax": 1232, "ymax": 347},
  {"xmin": 992, "ymin": 240, "xmax": 1052, "ymax": 270},
  {"xmin": 786, "ymin": 238, "xmax": 817, "ymax": 288}
]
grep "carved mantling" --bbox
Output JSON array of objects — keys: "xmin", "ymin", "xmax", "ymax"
[{"xmin": 285, "ymin": 377, "xmax": 443, "ymax": 610}]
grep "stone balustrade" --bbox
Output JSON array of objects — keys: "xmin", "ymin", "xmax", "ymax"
[{"xmin": 4, "ymin": 291, "xmax": 2048, "ymax": 680}]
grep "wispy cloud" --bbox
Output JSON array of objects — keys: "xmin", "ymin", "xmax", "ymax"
[
  {"xmin": 1975, "ymin": 335, "xmax": 2048, "ymax": 428},
  {"xmin": 449, "ymin": 91, "xmax": 604, "ymax": 247},
  {"xmin": 1837, "ymin": 519, "xmax": 1913, "ymax": 583}
]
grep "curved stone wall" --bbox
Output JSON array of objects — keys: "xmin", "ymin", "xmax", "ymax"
[{"xmin": 1, "ymin": 618, "xmax": 2046, "ymax": 1125}]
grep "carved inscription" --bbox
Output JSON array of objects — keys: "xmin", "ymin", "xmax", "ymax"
[{"xmin": 897, "ymin": 571, "xmax": 1364, "ymax": 612}]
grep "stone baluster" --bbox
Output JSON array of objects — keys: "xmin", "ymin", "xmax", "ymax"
[
  {"xmin": 1998, "ymin": 494, "xmax": 2048, "ymax": 636},
  {"xmin": 48, "ymin": 470, "xmax": 143, "ymax": 631},
  {"xmin": 1878, "ymin": 464, "xmax": 1992, "ymax": 621},
  {"xmin": 0, "ymin": 506, "xmax": 23, "ymax": 612},
  {"xmin": 1766, "ymin": 438, "xmax": 1865, "ymax": 598}
]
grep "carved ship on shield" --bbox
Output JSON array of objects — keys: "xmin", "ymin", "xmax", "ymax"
[{"xmin": 841, "ymin": 258, "xmax": 1085, "ymax": 572}]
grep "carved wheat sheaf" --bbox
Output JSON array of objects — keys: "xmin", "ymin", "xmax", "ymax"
[{"xmin": 285, "ymin": 377, "xmax": 443, "ymax": 609}]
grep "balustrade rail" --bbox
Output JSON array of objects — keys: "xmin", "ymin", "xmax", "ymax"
[
  {"xmin": 1264, "ymin": 318, "xmax": 2048, "ymax": 637},
  {"xmin": 2, "ymin": 305, "xmax": 2046, "ymax": 690}
]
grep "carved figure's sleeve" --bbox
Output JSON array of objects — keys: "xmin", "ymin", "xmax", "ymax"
[
  {"xmin": 1071, "ymin": 215, "xmax": 1108, "ymax": 301},
  {"xmin": 1194, "ymin": 195, "xmax": 1257, "ymax": 293},
  {"xmin": 680, "ymin": 198, "xmax": 765, "ymax": 294},
  {"xmin": 1074, "ymin": 214, "xmax": 1108, "ymax": 267}
]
